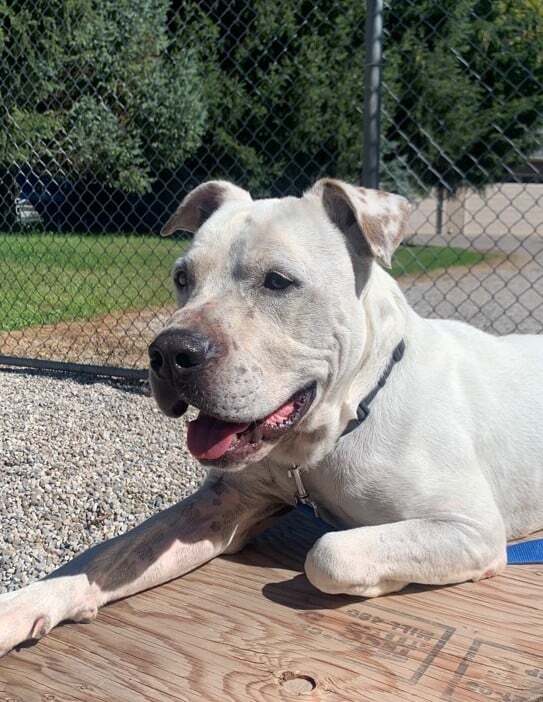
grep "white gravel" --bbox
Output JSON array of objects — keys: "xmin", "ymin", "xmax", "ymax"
[{"xmin": 0, "ymin": 367, "xmax": 204, "ymax": 593}]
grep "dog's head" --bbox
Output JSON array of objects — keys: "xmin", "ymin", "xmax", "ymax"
[{"xmin": 149, "ymin": 179, "xmax": 410, "ymax": 470}]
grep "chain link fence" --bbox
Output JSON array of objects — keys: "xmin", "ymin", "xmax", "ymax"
[
  {"xmin": 382, "ymin": 0, "xmax": 543, "ymax": 335},
  {"xmin": 1, "ymin": 0, "xmax": 542, "ymax": 375}
]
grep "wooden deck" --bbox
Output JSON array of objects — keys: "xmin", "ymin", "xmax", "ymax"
[{"xmin": 1, "ymin": 511, "xmax": 543, "ymax": 701}]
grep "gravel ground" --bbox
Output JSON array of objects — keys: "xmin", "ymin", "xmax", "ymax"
[{"xmin": 0, "ymin": 367, "xmax": 204, "ymax": 593}]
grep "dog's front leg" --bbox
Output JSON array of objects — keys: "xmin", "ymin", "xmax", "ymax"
[
  {"xmin": 304, "ymin": 514, "xmax": 507, "ymax": 597},
  {"xmin": 0, "ymin": 477, "xmax": 280, "ymax": 656}
]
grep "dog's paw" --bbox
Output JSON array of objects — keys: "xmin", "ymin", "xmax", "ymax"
[
  {"xmin": 304, "ymin": 532, "xmax": 407, "ymax": 598},
  {"xmin": 0, "ymin": 587, "xmax": 46, "ymax": 657},
  {"xmin": 470, "ymin": 554, "xmax": 507, "ymax": 582},
  {"xmin": 0, "ymin": 580, "xmax": 97, "ymax": 657}
]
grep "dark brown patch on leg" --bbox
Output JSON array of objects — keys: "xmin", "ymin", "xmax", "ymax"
[
  {"xmin": 136, "ymin": 543, "xmax": 155, "ymax": 562},
  {"xmin": 211, "ymin": 478, "xmax": 227, "ymax": 496}
]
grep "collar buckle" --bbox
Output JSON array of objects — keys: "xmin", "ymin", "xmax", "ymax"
[{"xmin": 288, "ymin": 465, "xmax": 320, "ymax": 518}]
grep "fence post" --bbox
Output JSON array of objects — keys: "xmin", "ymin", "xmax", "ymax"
[{"xmin": 362, "ymin": 0, "xmax": 384, "ymax": 189}]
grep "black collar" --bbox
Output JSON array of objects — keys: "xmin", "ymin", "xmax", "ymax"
[{"xmin": 341, "ymin": 339, "xmax": 406, "ymax": 438}]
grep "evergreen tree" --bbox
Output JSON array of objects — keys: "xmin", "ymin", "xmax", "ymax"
[
  {"xmin": 176, "ymin": 0, "xmax": 371, "ymax": 195},
  {"xmin": 1, "ymin": 0, "xmax": 542, "ymax": 231},
  {"xmin": 0, "ymin": 0, "xmax": 208, "ymax": 228}
]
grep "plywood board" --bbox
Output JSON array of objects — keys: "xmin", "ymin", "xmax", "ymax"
[{"xmin": 1, "ymin": 511, "xmax": 542, "ymax": 701}]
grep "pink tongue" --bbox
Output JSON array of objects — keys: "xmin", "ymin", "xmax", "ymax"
[{"xmin": 187, "ymin": 414, "xmax": 250, "ymax": 460}]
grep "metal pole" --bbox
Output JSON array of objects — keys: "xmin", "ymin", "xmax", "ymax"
[{"xmin": 362, "ymin": 0, "xmax": 384, "ymax": 189}]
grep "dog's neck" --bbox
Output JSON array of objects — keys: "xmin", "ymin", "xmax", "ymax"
[{"xmin": 342, "ymin": 264, "xmax": 412, "ymax": 427}]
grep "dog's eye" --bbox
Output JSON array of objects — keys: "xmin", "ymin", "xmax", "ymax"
[
  {"xmin": 175, "ymin": 270, "xmax": 188, "ymax": 289},
  {"xmin": 263, "ymin": 271, "xmax": 294, "ymax": 291}
]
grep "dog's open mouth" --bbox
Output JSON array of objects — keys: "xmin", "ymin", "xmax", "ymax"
[{"xmin": 186, "ymin": 383, "xmax": 316, "ymax": 462}]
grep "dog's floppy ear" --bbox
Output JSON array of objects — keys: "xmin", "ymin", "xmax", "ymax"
[
  {"xmin": 309, "ymin": 178, "xmax": 411, "ymax": 267},
  {"xmin": 161, "ymin": 180, "xmax": 252, "ymax": 237}
]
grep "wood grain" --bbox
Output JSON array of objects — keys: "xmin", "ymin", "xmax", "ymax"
[{"xmin": 1, "ymin": 511, "xmax": 542, "ymax": 702}]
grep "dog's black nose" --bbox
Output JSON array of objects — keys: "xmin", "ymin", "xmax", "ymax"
[{"xmin": 149, "ymin": 329, "xmax": 213, "ymax": 378}]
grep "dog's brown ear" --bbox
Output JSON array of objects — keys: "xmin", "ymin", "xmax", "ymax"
[
  {"xmin": 161, "ymin": 181, "xmax": 252, "ymax": 237},
  {"xmin": 309, "ymin": 178, "xmax": 411, "ymax": 267}
]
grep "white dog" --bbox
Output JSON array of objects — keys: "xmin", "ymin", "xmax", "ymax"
[{"xmin": 1, "ymin": 178, "xmax": 542, "ymax": 657}]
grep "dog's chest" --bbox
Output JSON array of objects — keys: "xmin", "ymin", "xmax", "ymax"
[{"xmin": 269, "ymin": 458, "xmax": 389, "ymax": 529}]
